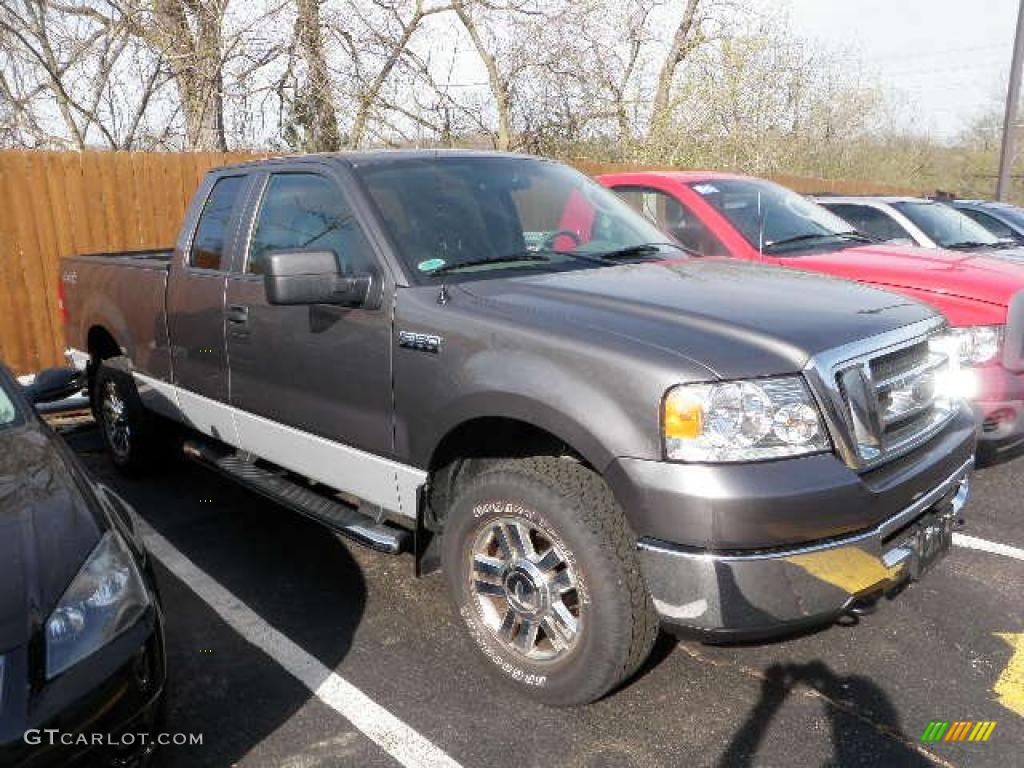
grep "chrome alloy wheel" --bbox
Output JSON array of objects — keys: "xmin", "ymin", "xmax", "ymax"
[
  {"xmin": 101, "ymin": 379, "xmax": 131, "ymax": 461},
  {"xmin": 469, "ymin": 516, "xmax": 582, "ymax": 663}
]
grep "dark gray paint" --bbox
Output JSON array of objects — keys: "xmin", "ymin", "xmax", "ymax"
[
  {"xmin": 165, "ymin": 173, "xmax": 255, "ymax": 403},
  {"xmin": 224, "ymin": 164, "xmax": 394, "ymax": 456}
]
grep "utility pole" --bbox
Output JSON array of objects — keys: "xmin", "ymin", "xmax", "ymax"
[{"xmin": 997, "ymin": 0, "xmax": 1024, "ymax": 201}]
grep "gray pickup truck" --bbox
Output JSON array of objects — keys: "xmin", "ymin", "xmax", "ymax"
[{"xmin": 62, "ymin": 151, "xmax": 975, "ymax": 705}]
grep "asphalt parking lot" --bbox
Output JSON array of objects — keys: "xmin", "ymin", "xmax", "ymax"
[{"xmin": 60, "ymin": 423, "xmax": 1022, "ymax": 768}]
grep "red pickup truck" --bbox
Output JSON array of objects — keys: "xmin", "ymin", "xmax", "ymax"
[{"xmin": 599, "ymin": 171, "xmax": 1024, "ymax": 463}]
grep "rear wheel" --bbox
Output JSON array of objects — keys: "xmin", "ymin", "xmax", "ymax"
[
  {"xmin": 93, "ymin": 358, "xmax": 165, "ymax": 473},
  {"xmin": 442, "ymin": 456, "xmax": 658, "ymax": 706}
]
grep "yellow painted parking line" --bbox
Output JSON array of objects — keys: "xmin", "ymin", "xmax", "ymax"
[
  {"xmin": 786, "ymin": 548, "xmax": 900, "ymax": 595},
  {"xmin": 994, "ymin": 632, "xmax": 1024, "ymax": 718}
]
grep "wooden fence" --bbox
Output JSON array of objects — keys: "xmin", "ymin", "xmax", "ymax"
[{"xmin": 0, "ymin": 150, "xmax": 925, "ymax": 375}]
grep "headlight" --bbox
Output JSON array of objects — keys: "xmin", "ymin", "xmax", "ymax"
[
  {"xmin": 663, "ymin": 376, "xmax": 830, "ymax": 462},
  {"xmin": 45, "ymin": 531, "xmax": 150, "ymax": 679},
  {"xmin": 934, "ymin": 325, "xmax": 1003, "ymax": 366}
]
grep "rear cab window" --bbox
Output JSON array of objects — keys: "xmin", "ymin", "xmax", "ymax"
[{"xmin": 189, "ymin": 175, "xmax": 247, "ymax": 270}]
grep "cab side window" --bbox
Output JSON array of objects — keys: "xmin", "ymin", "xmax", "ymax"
[
  {"xmin": 189, "ymin": 175, "xmax": 246, "ymax": 270},
  {"xmin": 824, "ymin": 203, "xmax": 910, "ymax": 242},
  {"xmin": 615, "ymin": 186, "xmax": 728, "ymax": 257},
  {"xmin": 248, "ymin": 173, "xmax": 376, "ymax": 276}
]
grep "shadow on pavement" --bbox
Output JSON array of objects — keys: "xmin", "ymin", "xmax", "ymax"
[
  {"xmin": 63, "ymin": 427, "xmax": 369, "ymax": 768},
  {"xmin": 716, "ymin": 661, "xmax": 931, "ymax": 768}
]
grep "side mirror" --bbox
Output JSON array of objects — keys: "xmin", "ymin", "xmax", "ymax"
[
  {"xmin": 24, "ymin": 367, "xmax": 85, "ymax": 405},
  {"xmin": 263, "ymin": 251, "xmax": 378, "ymax": 308}
]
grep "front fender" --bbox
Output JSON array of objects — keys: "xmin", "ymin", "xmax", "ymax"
[{"xmin": 400, "ymin": 344, "xmax": 669, "ymax": 474}]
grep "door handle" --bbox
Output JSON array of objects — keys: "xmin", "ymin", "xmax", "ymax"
[{"xmin": 226, "ymin": 305, "xmax": 249, "ymax": 324}]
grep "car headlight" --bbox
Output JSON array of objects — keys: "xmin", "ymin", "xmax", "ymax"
[
  {"xmin": 45, "ymin": 531, "xmax": 150, "ymax": 679},
  {"xmin": 933, "ymin": 325, "xmax": 1004, "ymax": 366},
  {"xmin": 663, "ymin": 376, "xmax": 830, "ymax": 462}
]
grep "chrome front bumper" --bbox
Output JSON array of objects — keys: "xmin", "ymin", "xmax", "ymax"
[{"xmin": 638, "ymin": 457, "xmax": 972, "ymax": 638}]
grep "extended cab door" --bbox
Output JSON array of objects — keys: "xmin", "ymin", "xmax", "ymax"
[
  {"xmin": 166, "ymin": 172, "xmax": 251, "ymax": 439},
  {"xmin": 223, "ymin": 166, "xmax": 394, "ymax": 463}
]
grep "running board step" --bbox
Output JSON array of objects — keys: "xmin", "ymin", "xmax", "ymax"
[{"xmin": 183, "ymin": 439, "xmax": 411, "ymax": 555}]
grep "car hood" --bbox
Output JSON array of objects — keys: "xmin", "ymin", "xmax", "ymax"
[
  {"xmin": 787, "ymin": 243, "xmax": 1024, "ymax": 308},
  {"xmin": 0, "ymin": 426, "xmax": 103, "ymax": 652},
  {"xmin": 977, "ymin": 244, "xmax": 1024, "ymax": 264},
  {"xmin": 459, "ymin": 259, "xmax": 937, "ymax": 379}
]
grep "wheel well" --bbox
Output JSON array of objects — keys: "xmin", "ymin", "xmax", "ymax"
[
  {"xmin": 425, "ymin": 417, "xmax": 584, "ymax": 532},
  {"xmin": 87, "ymin": 326, "xmax": 121, "ymax": 363},
  {"xmin": 85, "ymin": 326, "xmax": 121, "ymax": 399}
]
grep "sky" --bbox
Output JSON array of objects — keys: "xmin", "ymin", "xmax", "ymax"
[{"xmin": 779, "ymin": 0, "xmax": 1021, "ymax": 140}]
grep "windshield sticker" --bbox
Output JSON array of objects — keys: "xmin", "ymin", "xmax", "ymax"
[
  {"xmin": 693, "ymin": 183, "xmax": 719, "ymax": 195},
  {"xmin": 417, "ymin": 258, "xmax": 447, "ymax": 272}
]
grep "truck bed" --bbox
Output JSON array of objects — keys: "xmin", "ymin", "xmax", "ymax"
[
  {"xmin": 62, "ymin": 249, "xmax": 175, "ymax": 380},
  {"xmin": 64, "ymin": 249, "xmax": 173, "ymax": 269}
]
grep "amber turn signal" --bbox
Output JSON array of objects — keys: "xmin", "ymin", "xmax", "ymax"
[{"xmin": 663, "ymin": 388, "xmax": 704, "ymax": 440}]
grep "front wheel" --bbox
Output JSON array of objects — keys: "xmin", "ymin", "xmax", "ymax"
[{"xmin": 442, "ymin": 457, "xmax": 658, "ymax": 706}]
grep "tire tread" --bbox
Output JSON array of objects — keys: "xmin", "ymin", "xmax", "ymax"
[{"xmin": 466, "ymin": 456, "xmax": 658, "ymax": 701}]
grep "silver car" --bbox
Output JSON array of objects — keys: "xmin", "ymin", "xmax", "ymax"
[{"xmin": 815, "ymin": 195, "xmax": 1024, "ymax": 262}]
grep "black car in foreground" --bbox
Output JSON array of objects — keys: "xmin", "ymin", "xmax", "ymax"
[{"xmin": 0, "ymin": 364, "xmax": 166, "ymax": 767}]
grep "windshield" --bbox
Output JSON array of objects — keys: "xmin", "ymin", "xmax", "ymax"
[
  {"xmin": 989, "ymin": 204, "xmax": 1024, "ymax": 232},
  {"xmin": 892, "ymin": 201, "xmax": 999, "ymax": 248},
  {"xmin": 352, "ymin": 155, "xmax": 677, "ymax": 280},
  {"xmin": 688, "ymin": 178, "xmax": 857, "ymax": 254},
  {"xmin": 0, "ymin": 379, "xmax": 20, "ymax": 429}
]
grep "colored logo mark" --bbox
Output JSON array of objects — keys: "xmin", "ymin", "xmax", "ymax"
[{"xmin": 921, "ymin": 720, "xmax": 996, "ymax": 742}]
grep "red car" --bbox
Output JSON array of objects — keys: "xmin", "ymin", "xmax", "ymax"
[{"xmin": 598, "ymin": 171, "xmax": 1024, "ymax": 463}]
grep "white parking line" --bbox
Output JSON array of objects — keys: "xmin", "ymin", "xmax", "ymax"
[
  {"xmin": 954, "ymin": 533, "xmax": 1024, "ymax": 562},
  {"xmin": 136, "ymin": 519, "xmax": 463, "ymax": 768}
]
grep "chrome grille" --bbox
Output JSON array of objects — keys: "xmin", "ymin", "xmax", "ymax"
[
  {"xmin": 869, "ymin": 341, "xmax": 929, "ymax": 384},
  {"xmin": 805, "ymin": 319, "xmax": 959, "ymax": 471}
]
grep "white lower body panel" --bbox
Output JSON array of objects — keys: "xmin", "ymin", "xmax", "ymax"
[{"xmin": 133, "ymin": 372, "xmax": 425, "ymax": 518}]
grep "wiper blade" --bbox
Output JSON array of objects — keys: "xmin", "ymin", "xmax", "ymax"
[
  {"xmin": 588, "ymin": 243, "xmax": 680, "ymax": 261},
  {"xmin": 428, "ymin": 252, "xmax": 552, "ymax": 275},
  {"xmin": 944, "ymin": 241, "xmax": 993, "ymax": 250},
  {"xmin": 834, "ymin": 230, "xmax": 880, "ymax": 243},
  {"xmin": 763, "ymin": 232, "xmax": 838, "ymax": 250}
]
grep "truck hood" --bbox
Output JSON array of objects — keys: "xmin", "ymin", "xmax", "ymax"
[
  {"xmin": 787, "ymin": 243, "xmax": 1024, "ymax": 308},
  {"xmin": 460, "ymin": 259, "xmax": 937, "ymax": 379},
  {"xmin": 0, "ymin": 426, "xmax": 103, "ymax": 652}
]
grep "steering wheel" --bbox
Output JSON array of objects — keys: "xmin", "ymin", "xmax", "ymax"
[{"xmin": 539, "ymin": 229, "xmax": 583, "ymax": 251}]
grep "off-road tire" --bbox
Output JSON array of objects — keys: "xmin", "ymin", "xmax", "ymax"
[
  {"xmin": 93, "ymin": 357, "xmax": 166, "ymax": 473},
  {"xmin": 442, "ymin": 456, "xmax": 658, "ymax": 706}
]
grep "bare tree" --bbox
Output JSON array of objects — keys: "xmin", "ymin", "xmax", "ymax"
[
  {"xmin": 451, "ymin": 0, "xmax": 511, "ymax": 149},
  {"xmin": 648, "ymin": 0, "xmax": 702, "ymax": 141},
  {"xmin": 53, "ymin": 0, "xmax": 231, "ymax": 150},
  {"xmin": 335, "ymin": 0, "xmax": 452, "ymax": 148},
  {"xmin": 0, "ymin": 0, "xmax": 173, "ymax": 148},
  {"xmin": 142, "ymin": 0, "xmax": 229, "ymax": 149},
  {"xmin": 293, "ymin": 0, "xmax": 341, "ymax": 150}
]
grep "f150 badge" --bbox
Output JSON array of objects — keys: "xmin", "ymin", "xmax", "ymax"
[{"xmin": 399, "ymin": 331, "xmax": 442, "ymax": 354}]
